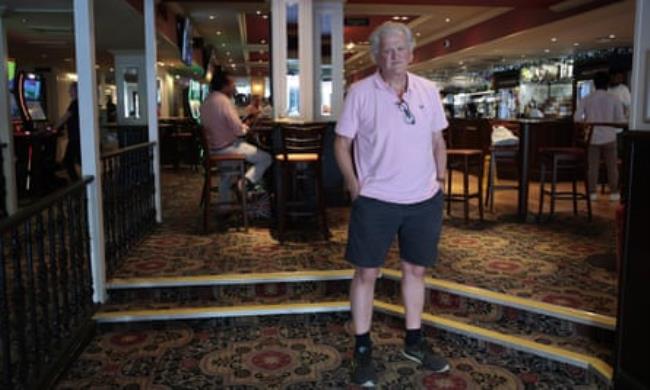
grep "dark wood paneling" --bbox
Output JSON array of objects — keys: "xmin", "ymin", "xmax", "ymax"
[{"xmin": 614, "ymin": 131, "xmax": 650, "ymax": 390}]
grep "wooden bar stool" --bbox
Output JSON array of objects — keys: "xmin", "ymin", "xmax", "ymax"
[
  {"xmin": 199, "ymin": 129, "xmax": 248, "ymax": 232},
  {"xmin": 537, "ymin": 124, "xmax": 593, "ymax": 221},
  {"xmin": 485, "ymin": 144, "xmax": 519, "ymax": 212},
  {"xmin": 275, "ymin": 124, "xmax": 329, "ymax": 242},
  {"xmin": 446, "ymin": 149, "xmax": 485, "ymax": 222}
]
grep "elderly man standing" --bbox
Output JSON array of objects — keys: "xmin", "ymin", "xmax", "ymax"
[{"xmin": 334, "ymin": 22, "xmax": 449, "ymax": 387}]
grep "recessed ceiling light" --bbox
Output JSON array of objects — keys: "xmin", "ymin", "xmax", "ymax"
[
  {"xmin": 209, "ymin": 15, "xmax": 215, "ymax": 20},
  {"xmin": 21, "ymin": 18, "xmax": 28, "ymax": 23},
  {"xmin": 415, "ymin": 32, "xmax": 421, "ymax": 37},
  {"xmin": 109, "ymin": 67, "xmax": 114, "ymax": 72},
  {"xmin": 157, "ymin": 61, "xmax": 165, "ymax": 66},
  {"xmin": 458, "ymin": 61, "xmax": 464, "ymax": 65},
  {"xmin": 262, "ymin": 14, "xmax": 268, "ymax": 19},
  {"xmin": 521, "ymin": 54, "xmax": 526, "ymax": 58},
  {"xmin": 551, "ymin": 37, "xmax": 557, "ymax": 42},
  {"xmin": 608, "ymin": 34, "xmax": 616, "ymax": 39},
  {"xmin": 346, "ymin": 42, "xmax": 355, "ymax": 50},
  {"xmin": 175, "ymin": 75, "xmax": 180, "ymax": 79},
  {"xmin": 222, "ymin": 43, "xmax": 226, "ymax": 47},
  {"xmin": 226, "ymin": 51, "xmax": 231, "ymax": 56},
  {"xmin": 256, "ymin": 10, "xmax": 261, "ymax": 15},
  {"xmin": 573, "ymin": 42, "xmax": 580, "ymax": 46},
  {"xmin": 400, "ymin": 16, "xmax": 408, "ymax": 21},
  {"xmin": 260, "ymin": 39, "xmax": 266, "ymax": 44},
  {"xmin": 392, "ymin": 16, "xmax": 400, "ymax": 21},
  {"xmin": 445, "ymin": 17, "xmax": 451, "ymax": 23},
  {"xmin": 544, "ymin": 48, "xmax": 550, "ymax": 53},
  {"xmin": 216, "ymin": 31, "xmax": 222, "ymax": 35},
  {"xmin": 228, "ymin": 58, "xmax": 233, "ymax": 63}
]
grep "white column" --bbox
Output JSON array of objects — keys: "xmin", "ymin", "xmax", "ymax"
[
  {"xmin": 271, "ymin": 0, "xmax": 288, "ymax": 119},
  {"xmin": 0, "ymin": 9, "xmax": 18, "ymax": 215},
  {"xmin": 329, "ymin": 1, "xmax": 344, "ymax": 120},
  {"xmin": 145, "ymin": 0, "xmax": 162, "ymax": 222},
  {"xmin": 313, "ymin": 0, "xmax": 344, "ymax": 121},
  {"xmin": 73, "ymin": 0, "xmax": 106, "ymax": 303},
  {"xmin": 298, "ymin": 0, "xmax": 314, "ymax": 121},
  {"xmin": 630, "ymin": 0, "xmax": 650, "ymax": 131}
]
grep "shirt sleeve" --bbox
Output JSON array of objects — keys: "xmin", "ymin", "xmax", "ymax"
[
  {"xmin": 430, "ymin": 86, "xmax": 448, "ymax": 133},
  {"xmin": 335, "ymin": 87, "xmax": 360, "ymax": 139},
  {"xmin": 573, "ymin": 101, "xmax": 585, "ymax": 122},
  {"xmin": 223, "ymin": 97, "xmax": 246, "ymax": 137},
  {"xmin": 613, "ymin": 100, "xmax": 626, "ymax": 124}
]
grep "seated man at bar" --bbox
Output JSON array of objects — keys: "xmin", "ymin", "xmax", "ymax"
[
  {"xmin": 200, "ymin": 72, "xmax": 272, "ymax": 198},
  {"xmin": 53, "ymin": 82, "xmax": 80, "ymax": 181},
  {"xmin": 574, "ymin": 71, "xmax": 625, "ymax": 201}
]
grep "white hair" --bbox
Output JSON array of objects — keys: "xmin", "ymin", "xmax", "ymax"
[{"xmin": 369, "ymin": 22, "xmax": 416, "ymax": 63}]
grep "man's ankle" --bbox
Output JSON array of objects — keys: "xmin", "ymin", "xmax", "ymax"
[
  {"xmin": 405, "ymin": 328, "xmax": 422, "ymax": 346},
  {"xmin": 355, "ymin": 332, "xmax": 372, "ymax": 352}
]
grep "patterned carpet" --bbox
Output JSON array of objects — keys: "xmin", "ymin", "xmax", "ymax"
[
  {"xmin": 56, "ymin": 313, "xmax": 607, "ymax": 389},
  {"xmin": 110, "ymin": 168, "xmax": 618, "ymax": 316}
]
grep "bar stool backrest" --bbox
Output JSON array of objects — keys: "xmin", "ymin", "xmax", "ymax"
[
  {"xmin": 447, "ymin": 118, "xmax": 491, "ymax": 153},
  {"xmin": 279, "ymin": 125, "xmax": 326, "ymax": 158}
]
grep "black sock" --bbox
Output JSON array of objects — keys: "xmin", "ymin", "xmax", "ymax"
[
  {"xmin": 405, "ymin": 328, "xmax": 421, "ymax": 346},
  {"xmin": 355, "ymin": 332, "xmax": 371, "ymax": 351}
]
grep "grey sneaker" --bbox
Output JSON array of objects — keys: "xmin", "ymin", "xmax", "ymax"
[
  {"xmin": 352, "ymin": 345, "xmax": 378, "ymax": 387},
  {"xmin": 402, "ymin": 339, "xmax": 450, "ymax": 373}
]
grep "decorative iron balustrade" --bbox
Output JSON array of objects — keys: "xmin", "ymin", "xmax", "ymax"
[
  {"xmin": 0, "ymin": 177, "xmax": 95, "ymax": 390},
  {"xmin": 101, "ymin": 142, "xmax": 157, "ymax": 276}
]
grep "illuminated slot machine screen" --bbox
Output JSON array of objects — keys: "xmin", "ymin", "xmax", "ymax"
[{"xmin": 188, "ymin": 79, "xmax": 202, "ymax": 122}]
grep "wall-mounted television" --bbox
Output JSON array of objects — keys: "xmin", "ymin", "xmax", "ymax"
[{"xmin": 177, "ymin": 16, "xmax": 193, "ymax": 66}]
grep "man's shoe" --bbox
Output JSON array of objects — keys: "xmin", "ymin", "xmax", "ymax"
[
  {"xmin": 351, "ymin": 345, "xmax": 377, "ymax": 387},
  {"xmin": 402, "ymin": 339, "xmax": 450, "ymax": 373}
]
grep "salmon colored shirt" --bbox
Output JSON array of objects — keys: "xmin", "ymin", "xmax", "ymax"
[
  {"xmin": 336, "ymin": 72, "xmax": 448, "ymax": 204},
  {"xmin": 200, "ymin": 91, "xmax": 247, "ymax": 150}
]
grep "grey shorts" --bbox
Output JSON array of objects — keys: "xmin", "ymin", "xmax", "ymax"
[{"xmin": 345, "ymin": 191, "xmax": 444, "ymax": 268}]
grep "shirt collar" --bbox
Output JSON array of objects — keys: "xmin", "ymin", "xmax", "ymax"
[{"xmin": 372, "ymin": 71, "xmax": 412, "ymax": 97}]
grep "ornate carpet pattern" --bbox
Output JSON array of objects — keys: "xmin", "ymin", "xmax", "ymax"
[
  {"xmin": 56, "ymin": 313, "xmax": 607, "ymax": 389},
  {"xmin": 110, "ymin": 169, "xmax": 618, "ymax": 316}
]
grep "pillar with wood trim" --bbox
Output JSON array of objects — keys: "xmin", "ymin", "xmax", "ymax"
[{"xmin": 0, "ymin": 8, "xmax": 18, "ymax": 216}]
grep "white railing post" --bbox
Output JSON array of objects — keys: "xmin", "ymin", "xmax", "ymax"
[
  {"xmin": 73, "ymin": 0, "xmax": 106, "ymax": 303},
  {"xmin": 145, "ymin": 0, "xmax": 162, "ymax": 222}
]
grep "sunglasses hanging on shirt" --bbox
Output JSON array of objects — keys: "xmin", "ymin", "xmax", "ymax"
[{"xmin": 396, "ymin": 99, "xmax": 416, "ymax": 125}]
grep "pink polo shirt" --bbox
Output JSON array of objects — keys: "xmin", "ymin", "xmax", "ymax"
[
  {"xmin": 200, "ymin": 91, "xmax": 247, "ymax": 150},
  {"xmin": 336, "ymin": 72, "xmax": 448, "ymax": 204}
]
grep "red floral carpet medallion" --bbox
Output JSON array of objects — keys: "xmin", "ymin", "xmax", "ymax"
[{"xmin": 199, "ymin": 329, "xmax": 341, "ymax": 388}]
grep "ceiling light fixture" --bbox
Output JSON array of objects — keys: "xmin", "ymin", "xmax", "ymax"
[
  {"xmin": 262, "ymin": 14, "xmax": 268, "ymax": 19},
  {"xmin": 551, "ymin": 37, "xmax": 557, "ymax": 42},
  {"xmin": 226, "ymin": 51, "xmax": 231, "ymax": 56},
  {"xmin": 109, "ymin": 67, "xmax": 114, "ymax": 72},
  {"xmin": 209, "ymin": 15, "xmax": 215, "ymax": 20},
  {"xmin": 415, "ymin": 32, "xmax": 421, "ymax": 37},
  {"xmin": 445, "ymin": 17, "xmax": 451, "ymax": 23},
  {"xmin": 544, "ymin": 48, "xmax": 550, "ymax": 53},
  {"xmin": 256, "ymin": 10, "xmax": 262, "ymax": 15},
  {"xmin": 260, "ymin": 39, "xmax": 266, "ymax": 44},
  {"xmin": 222, "ymin": 43, "xmax": 226, "ymax": 47},
  {"xmin": 608, "ymin": 34, "xmax": 616, "ymax": 39},
  {"xmin": 216, "ymin": 30, "xmax": 222, "ymax": 35},
  {"xmin": 392, "ymin": 16, "xmax": 400, "ymax": 21},
  {"xmin": 400, "ymin": 16, "xmax": 408, "ymax": 21},
  {"xmin": 175, "ymin": 75, "xmax": 180, "ymax": 79},
  {"xmin": 573, "ymin": 42, "xmax": 580, "ymax": 46}
]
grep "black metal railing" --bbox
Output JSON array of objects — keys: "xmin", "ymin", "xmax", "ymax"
[
  {"xmin": 101, "ymin": 142, "xmax": 157, "ymax": 276},
  {"xmin": 0, "ymin": 177, "xmax": 95, "ymax": 390}
]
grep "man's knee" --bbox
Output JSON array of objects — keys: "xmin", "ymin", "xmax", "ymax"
[
  {"xmin": 402, "ymin": 262, "xmax": 427, "ymax": 279},
  {"xmin": 354, "ymin": 267, "xmax": 381, "ymax": 284}
]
